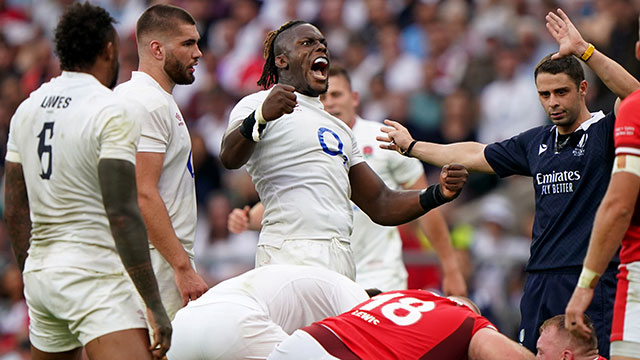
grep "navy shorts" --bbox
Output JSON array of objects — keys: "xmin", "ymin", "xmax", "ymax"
[{"xmin": 519, "ymin": 268, "xmax": 618, "ymax": 358}]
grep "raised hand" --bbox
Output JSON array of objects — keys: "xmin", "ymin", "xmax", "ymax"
[
  {"xmin": 377, "ymin": 119, "xmax": 414, "ymax": 154},
  {"xmin": 262, "ymin": 84, "xmax": 297, "ymax": 121},
  {"xmin": 439, "ymin": 164, "xmax": 468, "ymax": 200},
  {"xmin": 228, "ymin": 206, "xmax": 250, "ymax": 234},
  {"xmin": 545, "ymin": 8, "xmax": 590, "ymax": 60}
]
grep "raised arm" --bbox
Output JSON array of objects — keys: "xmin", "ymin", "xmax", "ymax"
[
  {"xmin": 98, "ymin": 158, "xmax": 171, "ymax": 358},
  {"xmin": 220, "ymin": 84, "xmax": 298, "ymax": 169},
  {"xmin": 350, "ymin": 162, "xmax": 468, "ymax": 226},
  {"xmin": 546, "ymin": 8, "xmax": 640, "ymax": 104},
  {"xmin": 377, "ymin": 120, "xmax": 494, "ymax": 173},
  {"xmin": 4, "ymin": 161, "xmax": 31, "ymax": 272},
  {"xmin": 136, "ymin": 152, "xmax": 208, "ymax": 305},
  {"xmin": 406, "ymin": 174, "xmax": 467, "ymax": 296}
]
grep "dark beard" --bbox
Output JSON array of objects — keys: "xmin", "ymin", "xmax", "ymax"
[{"xmin": 164, "ymin": 52, "xmax": 195, "ymax": 85}]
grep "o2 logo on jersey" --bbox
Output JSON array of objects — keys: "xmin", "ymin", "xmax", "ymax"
[
  {"xmin": 355, "ymin": 293, "xmax": 436, "ymax": 326},
  {"xmin": 317, "ymin": 127, "xmax": 348, "ymax": 166}
]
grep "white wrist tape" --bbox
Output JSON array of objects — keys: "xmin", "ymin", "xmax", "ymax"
[
  {"xmin": 612, "ymin": 153, "xmax": 640, "ymax": 179},
  {"xmin": 577, "ymin": 267, "xmax": 602, "ymax": 289},
  {"xmin": 252, "ymin": 102, "xmax": 267, "ymax": 142}
]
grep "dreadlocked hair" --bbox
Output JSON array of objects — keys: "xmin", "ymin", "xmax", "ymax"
[{"xmin": 257, "ymin": 20, "xmax": 307, "ymax": 89}]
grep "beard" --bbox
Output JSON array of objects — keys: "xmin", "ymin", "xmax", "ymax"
[{"xmin": 164, "ymin": 52, "xmax": 195, "ymax": 85}]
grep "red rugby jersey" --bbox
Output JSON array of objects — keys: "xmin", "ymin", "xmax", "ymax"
[
  {"xmin": 317, "ymin": 290, "xmax": 495, "ymax": 359},
  {"xmin": 613, "ymin": 89, "xmax": 640, "ymax": 263}
]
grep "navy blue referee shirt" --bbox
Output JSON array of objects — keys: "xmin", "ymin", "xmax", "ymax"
[{"xmin": 484, "ymin": 111, "xmax": 620, "ymax": 271}]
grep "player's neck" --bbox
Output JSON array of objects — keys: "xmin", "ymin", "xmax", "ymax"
[{"xmin": 138, "ymin": 63, "xmax": 175, "ymax": 94}]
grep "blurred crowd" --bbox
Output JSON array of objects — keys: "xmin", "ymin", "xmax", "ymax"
[{"xmin": 0, "ymin": 0, "xmax": 639, "ymax": 357}]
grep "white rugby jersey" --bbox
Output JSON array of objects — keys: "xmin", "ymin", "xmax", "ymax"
[
  {"xmin": 5, "ymin": 71, "xmax": 140, "ymax": 273},
  {"xmin": 185, "ymin": 264, "xmax": 368, "ymax": 334},
  {"xmin": 115, "ymin": 72, "xmax": 197, "ymax": 256},
  {"xmin": 227, "ymin": 90, "xmax": 364, "ymax": 246},
  {"xmin": 351, "ymin": 117, "xmax": 424, "ymax": 289}
]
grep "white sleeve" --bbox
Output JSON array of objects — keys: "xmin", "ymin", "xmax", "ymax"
[
  {"xmin": 97, "ymin": 102, "xmax": 140, "ymax": 164},
  {"xmin": 5, "ymin": 101, "xmax": 29, "ymax": 164},
  {"xmin": 349, "ymin": 132, "xmax": 365, "ymax": 168},
  {"xmin": 389, "ymin": 153, "xmax": 424, "ymax": 187},
  {"xmin": 135, "ymin": 99, "xmax": 169, "ymax": 153},
  {"xmin": 226, "ymin": 91, "xmax": 268, "ymax": 136}
]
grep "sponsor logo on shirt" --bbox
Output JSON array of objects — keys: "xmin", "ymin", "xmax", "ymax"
[
  {"xmin": 615, "ymin": 126, "xmax": 635, "ymax": 137},
  {"xmin": 538, "ymin": 144, "xmax": 548, "ymax": 155},
  {"xmin": 536, "ymin": 170, "xmax": 581, "ymax": 195},
  {"xmin": 317, "ymin": 127, "xmax": 349, "ymax": 168},
  {"xmin": 572, "ymin": 133, "xmax": 587, "ymax": 157},
  {"xmin": 175, "ymin": 113, "xmax": 184, "ymax": 126}
]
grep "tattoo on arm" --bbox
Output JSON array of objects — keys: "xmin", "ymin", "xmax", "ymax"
[
  {"xmin": 3, "ymin": 162, "xmax": 31, "ymax": 272},
  {"xmin": 98, "ymin": 159, "xmax": 164, "ymax": 311}
]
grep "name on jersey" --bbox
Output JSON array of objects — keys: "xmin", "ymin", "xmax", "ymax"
[
  {"xmin": 40, "ymin": 95, "xmax": 71, "ymax": 109},
  {"xmin": 351, "ymin": 310, "xmax": 380, "ymax": 325},
  {"xmin": 536, "ymin": 170, "xmax": 581, "ymax": 195}
]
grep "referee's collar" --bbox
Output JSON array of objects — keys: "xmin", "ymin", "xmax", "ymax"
[{"xmin": 550, "ymin": 111, "xmax": 606, "ymax": 135}]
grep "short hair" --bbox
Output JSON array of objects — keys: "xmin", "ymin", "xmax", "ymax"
[
  {"xmin": 257, "ymin": 20, "xmax": 307, "ymax": 89},
  {"xmin": 328, "ymin": 65, "xmax": 352, "ymax": 89},
  {"xmin": 539, "ymin": 314, "xmax": 598, "ymax": 353},
  {"xmin": 534, "ymin": 54, "xmax": 585, "ymax": 89},
  {"xmin": 136, "ymin": 4, "xmax": 196, "ymax": 42},
  {"xmin": 53, "ymin": 2, "xmax": 116, "ymax": 71}
]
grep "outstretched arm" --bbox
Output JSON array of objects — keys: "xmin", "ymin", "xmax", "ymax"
[
  {"xmin": 136, "ymin": 152, "xmax": 208, "ymax": 306},
  {"xmin": 98, "ymin": 158, "xmax": 171, "ymax": 359},
  {"xmin": 546, "ymin": 8, "xmax": 640, "ymax": 106},
  {"xmin": 566, "ymin": 169, "xmax": 639, "ymax": 337},
  {"xmin": 377, "ymin": 120, "xmax": 494, "ymax": 173},
  {"xmin": 406, "ymin": 175, "xmax": 467, "ymax": 296},
  {"xmin": 4, "ymin": 161, "xmax": 31, "ymax": 272},
  {"xmin": 350, "ymin": 162, "xmax": 468, "ymax": 226}
]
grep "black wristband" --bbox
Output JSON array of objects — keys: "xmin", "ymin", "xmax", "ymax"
[
  {"xmin": 419, "ymin": 184, "xmax": 450, "ymax": 212},
  {"xmin": 402, "ymin": 140, "xmax": 418, "ymax": 157},
  {"xmin": 238, "ymin": 111, "xmax": 257, "ymax": 141}
]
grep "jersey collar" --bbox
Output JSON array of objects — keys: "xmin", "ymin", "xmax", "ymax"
[{"xmin": 130, "ymin": 71, "xmax": 172, "ymax": 96}]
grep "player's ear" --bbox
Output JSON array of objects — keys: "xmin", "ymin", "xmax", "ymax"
[
  {"xmin": 149, "ymin": 40, "xmax": 164, "ymax": 61},
  {"xmin": 275, "ymin": 54, "xmax": 288, "ymax": 70}
]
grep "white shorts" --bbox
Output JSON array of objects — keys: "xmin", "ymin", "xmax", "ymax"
[
  {"xmin": 167, "ymin": 302, "xmax": 287, "ymax": 360},
  {"xmin": 610, "ymin": 262, "xmax": 640, "ymax": 358},
  {"xmin": 24, "ymin": 267, "xmax": 147, "ymax": 353},
  {"xmin": 150, "ymin": 248, "xmax": 196, "ymax": 320},
  {"xmin": 356, "ymin": 267, "xmax": 408, "ymax": 292},
  {"xmin": 267, "ymin": 329, "xmax": 339, "ymax": 360},
  {"xmin": 256, "ymin": 239, "xmax": 356, "ymax": 281}
]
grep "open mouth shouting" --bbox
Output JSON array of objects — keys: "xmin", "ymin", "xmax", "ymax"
[{"xmin": 311, "ymin": 56, "xmax": 329, "ymax": 81}]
